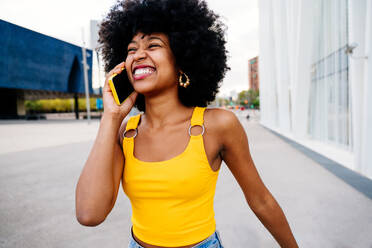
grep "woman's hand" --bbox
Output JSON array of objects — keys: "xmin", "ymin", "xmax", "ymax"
[{"xmin": 103, "ymin": 61, "xmax": 138, "ymax": 121}]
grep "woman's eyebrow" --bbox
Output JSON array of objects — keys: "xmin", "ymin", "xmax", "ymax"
[
  {"xmin": 148, "ymin": 36, "xmax": 165, "ymax": 44},
  {"xmin": 128, "ymin": 36, "xmax": 165, "ymax": 46},
  {"xmin": 128, "ymin": 40, "xmax": 137, "ymax": 45}
]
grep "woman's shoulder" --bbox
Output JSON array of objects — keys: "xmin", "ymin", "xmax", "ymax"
[{"xmin": 204, "ymin": 107, "xmax": 240, "ymax": 131}]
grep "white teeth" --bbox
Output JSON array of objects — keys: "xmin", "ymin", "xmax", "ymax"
[{"xmin": 134, "ymin": 67, "xmax": 155, "ymax": 75}]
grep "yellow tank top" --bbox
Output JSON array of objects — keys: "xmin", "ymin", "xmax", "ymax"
[{"xmin": 122, "ymin": 107, "xmax": 220, "ymax": 247}]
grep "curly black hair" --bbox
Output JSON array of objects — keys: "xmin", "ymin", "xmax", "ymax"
[{"xmin": 98, "ymin": 0, "xmax": 229, "ymax": 111}]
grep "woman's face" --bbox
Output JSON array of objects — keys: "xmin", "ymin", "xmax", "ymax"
[{"xmin": 125, "ymin": 32, "xmax": 178, "ymax": 95}]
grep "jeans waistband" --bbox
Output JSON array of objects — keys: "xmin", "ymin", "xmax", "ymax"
[{"xmin": 128, "ymin": 228, "xmax": 223, "ymax": 248}]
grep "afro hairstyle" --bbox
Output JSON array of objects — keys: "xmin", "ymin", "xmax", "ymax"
[{"xmin": 98, "ymin": 0, "xmax": 229, "ymax": 111}]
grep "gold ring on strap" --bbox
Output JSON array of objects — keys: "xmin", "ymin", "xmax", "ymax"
[
  {"xmin": 188, "ymin": 124, "xmax": 205, "ymax": 136},
  {"xmin": 123, "ymin": 128, "xmax": 138, "ymax": 139}
]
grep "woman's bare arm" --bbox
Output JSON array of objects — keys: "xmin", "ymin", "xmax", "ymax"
[
  {"xmin": 75, "ymin": 62, "xmax": 137, "ymax": 226},
  {"xmin": 75, "ymin": 115, "xmax": 125, "ymax": 226},
  {"xmin": 218, "ymin": 109, "xmax": 298, "ymax": 247}
]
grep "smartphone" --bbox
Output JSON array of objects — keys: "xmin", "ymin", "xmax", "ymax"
[{"xmin": 108, "ymin": 71, "xmax": 134, "ymax": 105}]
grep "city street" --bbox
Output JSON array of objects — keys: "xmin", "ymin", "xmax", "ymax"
[{"xmin": 0, "ymin": 110, "xmax": 371, "ymax": 248}]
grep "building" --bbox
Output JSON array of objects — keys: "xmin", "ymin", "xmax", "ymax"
[
  {"xmin": 0, "ymin": 20, "xmax": 93, "ymax": 119},
  {"xmin": 248, "ymin": 56, "xmax": 259, "ymax": 91},
  {"xmin": 259, "ymin": 0, "xmax": 372, "ymax": 179}
]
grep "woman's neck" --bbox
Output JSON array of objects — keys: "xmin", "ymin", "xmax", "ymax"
[{"xmin": 143, "ymin": 90, "xmax": 192, "ymax": 129}]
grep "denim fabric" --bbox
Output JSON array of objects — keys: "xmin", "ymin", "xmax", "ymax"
[{"xmin": 128, "ymin": 230, "xmax": 224, "ymax": 248}]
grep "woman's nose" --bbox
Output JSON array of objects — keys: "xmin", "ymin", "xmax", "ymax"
[{"xmin": 133, "ymin": 48, "xmax": 146, "ymax": 61}]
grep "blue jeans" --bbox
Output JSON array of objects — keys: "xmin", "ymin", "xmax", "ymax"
[{"xmin": 128, "ymin": 230, "xmax": 224, "ymax": 248}]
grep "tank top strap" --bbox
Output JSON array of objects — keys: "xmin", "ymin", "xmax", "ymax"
[
  {"xmin": 126, "ymin": 114, "xmax": 141, "ymax": 131},
  {"xmin": 190, "ymin": 107, "xmax": 206, "ymax": 126}
]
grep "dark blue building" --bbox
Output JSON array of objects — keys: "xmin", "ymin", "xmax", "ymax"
[{"xmin": 0, "ymin": 19, "xmax": 93, "ymax": 118}]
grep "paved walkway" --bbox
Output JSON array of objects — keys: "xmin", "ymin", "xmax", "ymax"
[{"xmin": 0, "ymin": 110, "xmax": 371, "ymax": 248}]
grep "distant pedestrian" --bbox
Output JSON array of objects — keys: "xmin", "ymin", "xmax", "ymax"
[{"xmin": 75, "ymin": 0, "xmax": 298, "ymax": 247}]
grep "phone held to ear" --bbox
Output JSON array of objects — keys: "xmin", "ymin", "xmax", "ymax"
[{"xmin": 108, "ymin": 70, "xmax": 134, "ymax": 105}]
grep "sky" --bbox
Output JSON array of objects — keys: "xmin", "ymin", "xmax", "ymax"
[{"xmin": 0, "ymin": 0, "xmax": 259, "ymax": 97}]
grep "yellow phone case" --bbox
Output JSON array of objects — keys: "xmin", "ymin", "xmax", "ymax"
[{"xmin": 108, "ymin": 73, "xmax": 121, "ymax": 105}]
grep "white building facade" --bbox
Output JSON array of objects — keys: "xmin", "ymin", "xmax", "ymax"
[{"xmin": 259, "ymin": 0, "xmax": 372, "ymax": 179}]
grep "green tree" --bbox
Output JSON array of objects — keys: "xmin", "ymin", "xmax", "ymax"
[
  {"xmin": 248, "ymin": 89, "xmax": 259, "ymax": 109},
  {"xmin": 237, "ymin": 89, "xmax": 260, "ymax": 108},
  {"xmin": 238, "ymin": 90, "xmax": 249, "ymax": 106},
  {"xmin": 25, "ymin": 100, "xmax": 43, "ymax": 113},
  {"xmin": 25, "ymin": 98, "xmax": 99, "ymax": 113}
]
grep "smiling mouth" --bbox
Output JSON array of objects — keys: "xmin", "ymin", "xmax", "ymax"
[{"xmin": 133, "ymin": 67, "xmax": 156, "ymax": 80}]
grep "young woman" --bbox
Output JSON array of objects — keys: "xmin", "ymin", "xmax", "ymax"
[{"xmin": 75, "ymin": 0, "xmax": 298, "ymax": 247}]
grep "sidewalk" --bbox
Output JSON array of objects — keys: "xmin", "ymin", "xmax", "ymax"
[
  {"xmin": 220, "ymin": 111, "xmax": 372, "ymax": 247},
  {"xmin": 0, "ymin": 110, "xmax": 371, "ymax": 247}
]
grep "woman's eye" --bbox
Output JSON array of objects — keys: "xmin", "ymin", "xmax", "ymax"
[
  {"xmin": 127, "ymin": 48, "xmax": 136, "ymax": 53},
  {"xmin": 149, "ymin": 44, "xmax": 160, "ymax": 49}
]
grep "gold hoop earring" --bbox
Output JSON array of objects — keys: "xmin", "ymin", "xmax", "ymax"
[{"xmin": 179, "ymin": 71, "xmax": 190, "ymax": 88}]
